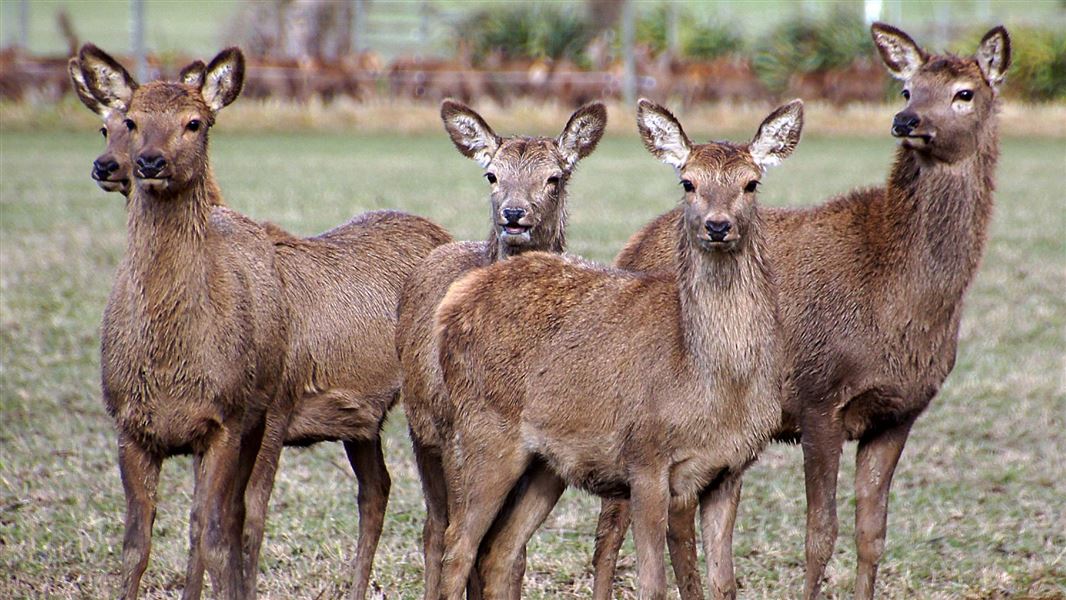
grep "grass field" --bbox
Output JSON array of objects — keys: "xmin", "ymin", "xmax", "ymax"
[{"xmin": 1, "ymin": 119, "xmax": 1064, "ymax": 599}]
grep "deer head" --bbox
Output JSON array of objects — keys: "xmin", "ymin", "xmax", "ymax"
[
  {"xmin": 637, "ymin": 99, "xmax": 803, "ymax": 253},
  {"xmin": 441, "ymin": 100, "xmax": 607, "ymax": 254},
  {"xmin": 872, "ymin": 23, "xmax": 1010, "ymax": 163},
  {"xmin": 78, "ymin": 43, "xmax": 243, "ymax": 197}
]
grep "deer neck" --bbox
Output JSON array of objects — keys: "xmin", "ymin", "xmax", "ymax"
[
  {"xmin": 877, "ymin": 125, "xmax": 998, "ymax": 302},
  {"xmin": 675, "ymin": 214, "xmax": 777, "ymax": 375},
  {"xmin": 486, "ymin": 197, "xmax": 567, "ymax": 262}
]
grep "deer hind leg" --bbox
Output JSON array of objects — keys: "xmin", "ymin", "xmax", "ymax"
[
  {"xmin": 591, "ymin": 498, "xmax": 630, "ymax": 600},
  {"xmin": 412, "ymin": 437, "xmax": 448, "ymax": 600},
  {"xmin": 344, "ymin": 437, "xmax": 392, "ymax": 600},
  {"xmin": 667, "ymin": 497, "xmax": 703, "ymax": 600},
  {"xmin": 629, "ymin": 470, "xmax": 671, "ymax": 600},
  {"xmin": 439, "ymin": 432, "xmax": 530, "ymax": 600},
  {"xmin": 241, "ymin": 407, "xmax": 290, "ymax": 597},
  {"xmin": 181, "ymin": 454, "xmax": 205, "ymax": 600},
  {"xmin": 698, "ymin": 470, "xmax": 743, "ymax": 600},
  {"xmin": 801, "ymin": 414, "xmax": 844, "ymax": 600},
  {"xmin": 477, "ymin": 461, "xmax": 566, "ymax": 598},
  {"xmin": 854, "ymin": 417, "xmax": 914, "ymax": 600},
  {"xmin": 117, "ymin": 434, "xmax": 161, "ymax": 600}
]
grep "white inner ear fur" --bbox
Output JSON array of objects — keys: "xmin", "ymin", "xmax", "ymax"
[
  {"xmin": 641, "ymin": 111, "xmax": 690, "ymax": 170},
  {"xmin": 874, "ymin": 30, "xmax": 925, "ymax": 80},
  {"xmin": 202, "ymin": 62, "xmax": 235, "ymax": 111},
  {"xmin": 450, "ymin": 114, "xmax": 497, "ymax": 168},
  {"xmin": 976, "ymin": 35, "xmax": 1007, "ymax": 86},
  {"xmin": 86, "ymin": 62, "xmax": 132, "ymax": 111},
  {"xmin": 558, "ymin": 115, "xmax": 599, "ymax": 167},
  {"xmin": 750, "ymin": 114, "xmax": 799, "ymax": 170}
]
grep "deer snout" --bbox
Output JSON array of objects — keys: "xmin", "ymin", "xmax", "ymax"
[
  {"xmin": 135, "ymin": 153, "xmax": 167, "ymax": 179},
  {"xmin": 891, "ymin": 112, "xmax": 921, "ymax": 137},
  {"xmin": 92, "ymin": 157, "xmax": 120, "ymax": 180},
  {"xmin": 705, "ymin": 219, "xmax": 732, "ymax": 242},
  {"xmin": 502, "ymin": 207, "xmax": 526, "ymax": 225}
]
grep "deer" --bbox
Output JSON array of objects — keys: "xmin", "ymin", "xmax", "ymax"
[
  {"xmin": 430, "ymin": 98, "xmax": 804, "ymax": 600},
  {"xmin": 76, "ymin": 43, "xmax": 451, "ymax": 599},
  {"xmin": 396, "ymin": 99, "xmax": 607, "ymax": 600},
  {"xmin": 68, "ymin": 57, "xmax": 205, "ymax": 198},
  {"xmin": 588, "ymin": 23, "xmax": 1012, "ymax": 600}
]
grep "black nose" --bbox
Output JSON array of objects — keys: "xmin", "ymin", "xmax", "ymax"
[
  {"xmin": 892, "ymin": 112, "xmax": 920, "ymax": 137},
  {"xmin": 705, "ymin": 219, "xmax": 731, "ymax": 242},
  {"xmin": 136, "ymin": 154, "xmax": 166, "ymax": 178},
  {"xmin": 502, "ymin": 208, "xmax": 526, "ymax": 224},
  {"xmin": 92, "ymin": 158, "xmax": 119, "ymax": 179}
]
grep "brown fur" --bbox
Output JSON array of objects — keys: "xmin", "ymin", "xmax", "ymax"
[
  {"xmin": 430, "ymin": 99, "xmax": 797, "ymax": 600},
  {"xmin": 593, "ymin": 24, "xmax": 1010, "ymax": 600},
  {"xmin": 396, "ymin": 99, "xmax": 606, "ymax": 600},
  {"xmin": 78, "ymin": 44, "xmax": 451, "ymax": 600}
]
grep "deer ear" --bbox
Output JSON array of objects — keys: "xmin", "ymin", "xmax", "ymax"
[
  {"xmin": 200, "ymin": 48, "xmax": 244, "ymax": 112},
  {"xmin": 750, "ymin": 99, "xmax": 803, "ymax": 170},
  {"xmin": 440, "ymin": 99, "xmax": 501, "ymax": 169},
  {"xmin": 78, "ymin": 43, "xmax": 137, "ymax": 112},
  {"xmin": 179, "ymin": 60, "xmax": 207, "ymax": 88},
  {"xmin": 975, "ymin": 26, "xmax": 1011, "ymax": 88},
  {"xmin": 871, "ymin": 22, "xmax": 927, "ymax": 80},
  {"xmin": 557, "ymin": 102, "xmax": 607, "ymax": 169},
  {"xmin": 68, "ymin": 57, "xmax": 110, "ymax": 117},
  {"xmin": 636, "ymin": 98, "xmax": 691, "ymax": 171}
]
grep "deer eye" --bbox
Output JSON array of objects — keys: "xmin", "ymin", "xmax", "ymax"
[
  {"xmin": 954, "ymin": 89, "xmax": 974, "ymax": 102},
  {"xmin": 123, "ymin": 118, "xmax": 136, "ymax": 131},
  {"xmin": 901, "ymin": 89, "xmax": 911, "ymax": 100},
  {"xmin": 744, "ymin": 180, "xmax": 760, "ymax": 193},
  {"xmin": 186, "ymin": 119, "xmax": 202, "ymax": 132},
  {"xmin": 681, "ymin": 180, "xmax": 695, "ymax": 193},
  {"xmin": 484, "ymin": 173, "xmax": 497, "ymax": 184},
  {"xmin": 546, "ymin": 175, "xmax": 560, "ymax": 186},
  {"xmin": 99, "ymin": 127, "xmax": 107, "ymax": 139}
]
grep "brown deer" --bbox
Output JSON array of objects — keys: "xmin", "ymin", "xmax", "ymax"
[
  {"xmin": 431, "ymin": 98, "xmax": 803, "ymax": 600},
  {"xmin": 76, "ymin": 43, "xmax": 451, "ymax": 599},
  {"xmin": 590, "ymin": 23, "xmax": 1012, "ymax": 600},
  {"xmin": 68, "ymin": 56, "xmax": 206, "ymax": 198},
  {"xmin": 396, "ymin": 99, "xmax": 607, "ymax": 600}
]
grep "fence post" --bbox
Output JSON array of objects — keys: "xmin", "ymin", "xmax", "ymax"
[
  {"xmin": 130, "ymin": 0, "xmax": 147, "ymax": 81},
  {"xmin": 621, "ymin": 0, "xmax": 636, "ymax": 106},
  {"xmin": 667, "ymin": 2, "xmax": 680, "ymax": 57},
  {"xmin": 17, "ymin": 0, "xmax": 28, "ymax": 50},
  {"xmin": 353, "ymin": 0, "xmax": 367, "ymax": 52}
]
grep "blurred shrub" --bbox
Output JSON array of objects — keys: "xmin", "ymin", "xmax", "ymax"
[
  {"xmin": 955, "ymin": 26, "xmax": 1066, "ymax": 101},
  {"xmin": 753, "ymin": 7, "xmax": 872, "ymax": 92},
  {"xmin": 636, "ymin": 5, "xmax": 744, "ymax": 59},
  {"xmin": 455, "ymin": 5, "xmax": 594, "ymax": 64}
]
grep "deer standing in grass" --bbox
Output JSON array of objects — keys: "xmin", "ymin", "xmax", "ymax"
[
  {"xmin": 431, "ymin": 99, "xmax": 803, "ymax": 600},
  {"xmin": 590, "ymin": 23, "xmax": 1012, "ymax": 600},
  {"xmin": 396, "ymin": 99, "xmax": 607, "ymax": 600},
  {"xmin": 77, "ymin": 43, "xmax": 451, "ymax": 599}
]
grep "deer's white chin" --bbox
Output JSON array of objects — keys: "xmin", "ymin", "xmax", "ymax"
[
  {"xmin": 139, "ymin": 178, "xmax": 170, "ymax": 193},
  {"xmin": 499, "ymin": 227, "xmax": 532, "ymax": 245}
]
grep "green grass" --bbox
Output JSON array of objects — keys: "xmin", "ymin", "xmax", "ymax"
[{"xmin": 1, "ymin": 124, "xmax": 1064, "ymax": 599}]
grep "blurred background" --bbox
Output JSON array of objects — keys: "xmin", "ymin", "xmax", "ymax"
[{"xmin": 2, "ymin": 0, "xmax": 1065, "ymax": 109}]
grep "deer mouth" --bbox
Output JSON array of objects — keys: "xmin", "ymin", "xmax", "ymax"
[
  {"xmin": 499, "ymin": 223, "xmax": 533, "ymax": 242},
  {"xmin": 96, "ymin": 178, "xmax": 131, "ymax": 194},
  {"xmin": 138, "ymin": 177, "xmax": 171, "ymax": 192},
  {"xmin": 697, "ymin": 236, "xmax": 739, "ymax": 252},
  {"xmin": 898, "ymin": 133, "xmax": 933, "ymax": 149}
]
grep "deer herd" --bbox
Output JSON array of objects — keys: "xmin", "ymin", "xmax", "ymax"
[{"xmin": 66, "ymin": 21, "xmax": 1010, "ymax": 600}]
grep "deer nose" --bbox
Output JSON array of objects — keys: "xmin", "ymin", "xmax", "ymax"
[
  {"xmin": 92, "ymin": 158, "xmax": 119, "ymax": 179},
  {"xmin": 892, "ymin": 112, "xmax": 921, "ymax": 137},
  {"xmin": 502, "ymin": 208, "xmax": 526, "ymax": 224},
  {"xmin": 705, "ymin": 219, "xmax": 731, "ymax": 242},
  {"xmin": 136, "ymin": 154, "xmax": 167, "ymax": 178}
]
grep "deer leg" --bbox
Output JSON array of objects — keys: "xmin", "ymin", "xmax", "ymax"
[
  {"xmin": 802, "ymin": 416, "xmax": 844, "ymax": 600},
  {"xmin": 201, "ymin": 414, "xmax": 264, "ymax": 600},
  {"xmin": 854, "ymin": 417, "xmax": 914, "ymax": 600},
  {"xmin": 344, "ymin": 437, "xmax": 392, "ymax": 600},
  {"xmin": 439, "ymin": 439, "xmax": 529, "ymax": 600},
  {"xmin": 241, "ymin": 407, "xmax": 289, "ymax": 595},
  {"xmin": 667, "ymin": 497, "xmax": 703, "ymax": 600},
  {"xmin": 181, "ymin": 454, "xmax": 206, "ymax": 600},
  {"xmin": 698, "ymin": 470, "xmax": 743, "ymax": 600},
  {"xmin": 117, "ymin": 434, "xmax": 161, "ymax": 600},
  {"xmin": 629, "ymin": 471, "xmax": 670, "ymax": 600},
  {"xmin": 412, "ymin": 438, "xmax": 449, "ymax": 600},
  {"xmin": 477, "ymin": 462, "xmax": 566, "ymax": 598},
  {"xmin": 591, "ymin": 498, "xmax": 630, "ymax": 600}
]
